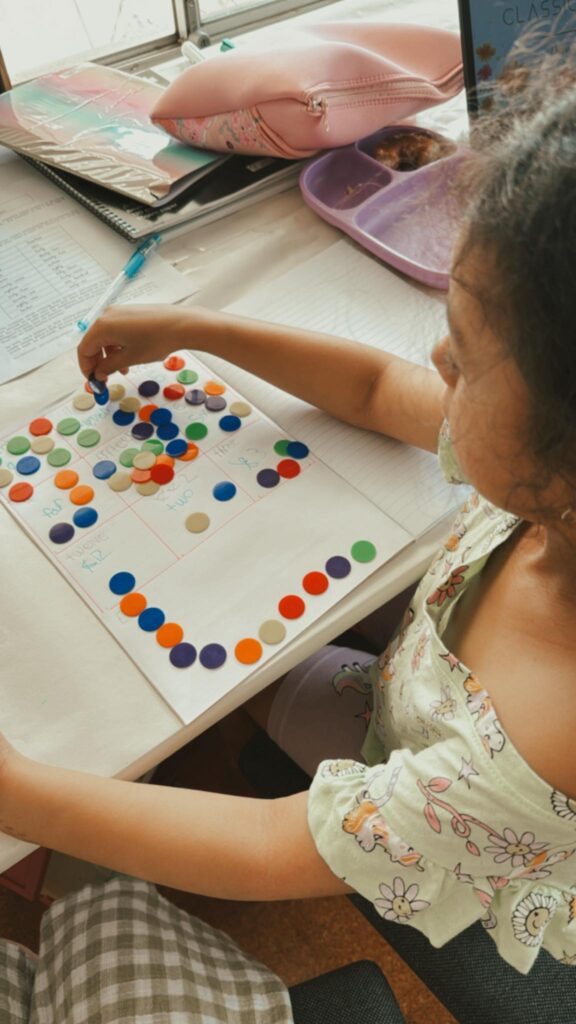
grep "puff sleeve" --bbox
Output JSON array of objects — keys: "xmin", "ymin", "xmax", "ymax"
[{"xmin": 307, "ymin": 743, "xmax": 576, "ymax": 973}]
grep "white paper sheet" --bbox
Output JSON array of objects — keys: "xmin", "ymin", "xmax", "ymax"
[
  {"xmin": 0, "ymin": 351, "xmax": 412, "ymax": 723},
  {"xmin": 206, "ymin": 241, "xmax": 462, "ymax": 538},
  {"xmin": 0, "ymin": 156, "xmax": 197, "ymax": 385}
]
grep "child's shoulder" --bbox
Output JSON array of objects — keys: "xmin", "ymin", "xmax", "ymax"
[{"xmin": 402, "ymin": 442, "xmax": 576, "ymax": 802}]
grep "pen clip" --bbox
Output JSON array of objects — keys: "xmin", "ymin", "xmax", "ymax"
[
  {"xmin": 124, "ymin": 234, "xmax": 161, "ymax": 279},
  {"xmin": 181, "ymin": 41, "xmax": 207, "ymax": 65}
]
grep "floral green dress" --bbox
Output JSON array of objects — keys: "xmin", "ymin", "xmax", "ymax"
[{"xmin": 307, "ymin": 424, "xmax": 576, "ymax": 974}]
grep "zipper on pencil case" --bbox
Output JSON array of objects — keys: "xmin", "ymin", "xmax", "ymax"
[{"xmin": 304, "ymin": 67, "xmax": 463, "ymax": 131}]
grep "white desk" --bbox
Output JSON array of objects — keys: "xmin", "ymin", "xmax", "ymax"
[{"xmin": 0, "ymin": 0, "xmax": 464, "ymax": 872}]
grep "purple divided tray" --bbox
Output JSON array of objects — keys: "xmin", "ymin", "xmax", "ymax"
[{"xmin": 299, "ymin": 125, "xmax": 465, "ymax": 290}]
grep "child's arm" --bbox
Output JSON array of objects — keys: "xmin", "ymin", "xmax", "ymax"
[
  {"xmin": 0, "ymin": 738, "xmax": 349, "ymax": 899},
  {"xmin": 78, "ymin": 305, "xmax": 445, "ymax": 453}
]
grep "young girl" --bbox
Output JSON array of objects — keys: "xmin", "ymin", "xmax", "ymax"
[{"xmin": 1, "ymin": 73, "xmax": 575, "ymax": 977}]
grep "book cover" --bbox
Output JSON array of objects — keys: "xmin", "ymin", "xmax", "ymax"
[
  {"xmin": 0, "ymin": 63, "xmax": 224, "ymax": 205},
  {"xmin": 458, "ymin": 0, "xmax": 576, "ymax": 111},
  {"xmin": 23, "ymin": 154, "xmax": 303, "ymax": 240}
]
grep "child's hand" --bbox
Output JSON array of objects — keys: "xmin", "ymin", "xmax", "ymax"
[
  {"xmin": 0, "ymin": 733, "xmax": 25, "ymax": 825},
  {"xmin": 77, "ymin": 304, "xmax": 197, "ymax": 381},
  {"xmin": 0, "ymin": 732, "xmax": 18, "ymax": 773}
]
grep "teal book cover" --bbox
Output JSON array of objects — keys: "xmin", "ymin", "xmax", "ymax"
[{"xmin": 0, "ymin": 63, "xmax": 224, "ymax": 205}]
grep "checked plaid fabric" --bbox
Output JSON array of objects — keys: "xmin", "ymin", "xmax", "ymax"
[{"xmin": 0, "ymin": 877, "xmax": 293, "ymax": 1023}]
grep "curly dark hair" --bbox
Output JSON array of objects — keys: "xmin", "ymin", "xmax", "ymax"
[{"xmin": 453, "ymin": 51, "xmax": 576, "ymax": 516}]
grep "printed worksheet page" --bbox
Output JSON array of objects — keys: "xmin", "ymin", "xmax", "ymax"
[{"xmin": 0, "ymin": 155, "xmax": 196, "ymax": 384}]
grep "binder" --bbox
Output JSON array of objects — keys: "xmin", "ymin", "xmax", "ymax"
[{"xmin": 22, "ymin": 153, "xmax": 304, "ymax": 240}]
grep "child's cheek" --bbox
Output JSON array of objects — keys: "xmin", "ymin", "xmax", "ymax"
[
  {"xmin": 445, "ymin": 396, "xmax": 476, "ymax": 478},
  {"xmin": 441, "ymin": 388, "xmax": 452, "ymax": 420}
]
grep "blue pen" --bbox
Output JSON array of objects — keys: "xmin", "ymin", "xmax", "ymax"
[{"xmin": 75, "ymin": 234, "xmax": 161, "ymax": 394}]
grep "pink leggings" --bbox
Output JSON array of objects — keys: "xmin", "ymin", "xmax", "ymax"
[{"xmin": 266, "ymin": 644, "xmax": 376, "ymax": 777}]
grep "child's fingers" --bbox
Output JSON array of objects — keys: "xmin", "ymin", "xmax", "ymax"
[
  {"xmin": 77, "ymin": 323, "xmax": 108, "ymax": 379},
  {"xmin": 77, "ymin": 304, "xmax": 182, "ymax": 379},
  {"xmin": 91, "ymin": 346, "xmax": 129, "ymax": 379},
  {"xmin": 77, "ymin": 349, "xmax": 100, "ymax": 380},
  {"xmin": 77, "ymin": 346, "xmax": 112, "ymax": 382},
  {"xmin": 78, "ymin": 309, "xmax": 151, "ymax": 379},
  {"xmin": 78, "ymin": 323, "xmax": 127, "ymax": 380}
]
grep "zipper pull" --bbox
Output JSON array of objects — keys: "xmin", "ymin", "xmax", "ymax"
[{"xmin": 307, "ymin": 96, "xmax": 329, "ymax": 132}]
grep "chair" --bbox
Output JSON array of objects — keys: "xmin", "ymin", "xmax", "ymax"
[
  {"xmin": 349, "ymin": 896, "xmax": 576, "ymax": 1024},
  {"xmin": 240, "ymin": 730, "xmax": 576, "ymax": 1024},
  {"xmin": 289, "ymin": 960, "xmax": 405, "ymax": 1024}
]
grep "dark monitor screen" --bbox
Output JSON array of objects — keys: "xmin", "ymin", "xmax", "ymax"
[{"xmin": 457, "ymin": 1, "xmax": 576, "ymax": 112}]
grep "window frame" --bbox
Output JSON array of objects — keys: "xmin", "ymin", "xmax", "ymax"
[
  {"xmin": 184, "ymin": 0, "xmax": 336, "ymax": 46},
  {"xmin": 0, "ymin": 0, "xmax": 333, "ymax": 89}
]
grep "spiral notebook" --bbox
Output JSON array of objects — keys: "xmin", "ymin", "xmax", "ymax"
[{"xmin": 21, "ymin": 153, "xmax": 304, "ymax": 240}]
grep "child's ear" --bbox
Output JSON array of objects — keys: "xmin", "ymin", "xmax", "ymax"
[{"xmin": 431, "ymin": 336, "xmax": 458, "ymax": 387}]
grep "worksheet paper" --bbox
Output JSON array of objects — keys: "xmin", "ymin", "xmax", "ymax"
[
  {"xmin": 0, "ymin": 156, "xmax": 196, "ymax": 385},
  {"xmin": 207, "ymin": 241, "xmax": 459, "ymax": 539},
  {"xmin": 0, "ymin": 351, "xmax": 411, "ymax": 722}
]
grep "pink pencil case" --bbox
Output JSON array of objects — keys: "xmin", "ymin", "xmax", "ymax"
[{"xmin": 151, "ymin": 22, "xmax": 463, "ymax": 159}]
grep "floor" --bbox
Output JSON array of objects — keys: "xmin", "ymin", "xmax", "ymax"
[{"xmin": 0, "ymin": 713, "xmax": 457, "ymax": 1024}]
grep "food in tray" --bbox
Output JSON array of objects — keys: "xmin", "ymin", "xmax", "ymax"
[{"xmin": 372, "ymin": 129, "xmax": 456, "ymax": 171}]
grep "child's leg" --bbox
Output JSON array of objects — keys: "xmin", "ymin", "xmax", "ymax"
[
  {"xmin": 245, "ymin": 676, "xmax": 285, "ymax": 732},
  {"xmin": 245, "ymin": 588, "xmax": 413, "ymax": 744},
  {"xmin": 28, "ymin": 877, "xmax": 289, "ymax": 1023},
  {"xmin": 249, "ymin": 645, "xmax": 376, "ymax": 777},
  {"xmin": 0, "ymin": 939, "xmax": 36, "ymax": 1023}
]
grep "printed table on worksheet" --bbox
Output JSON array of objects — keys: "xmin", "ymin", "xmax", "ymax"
[{"xmin": 0, "ymin": 352, "xmax": 411, "ymax": 722}]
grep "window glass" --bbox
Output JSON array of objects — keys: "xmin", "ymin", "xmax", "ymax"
[
  {"xmin": 198, "ymin": 0, "xmax": 279, "ymax": 19},
  {"xmin": 0, "ymin": 0, "xmax": 176, "ymax": 84}
]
